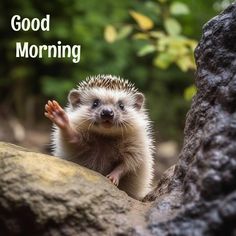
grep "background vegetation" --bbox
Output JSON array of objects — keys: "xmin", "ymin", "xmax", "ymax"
[{"xmin": 0, "ymin": 0, "xmax": 234, "ymax": 150}]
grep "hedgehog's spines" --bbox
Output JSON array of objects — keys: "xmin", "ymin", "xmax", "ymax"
[{"xmin": 77, "ymin": 75, "xmax": 138, "ymax": 93}]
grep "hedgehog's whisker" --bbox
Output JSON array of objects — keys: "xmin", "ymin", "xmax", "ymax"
[
  {"xmin": 87, "ymin": 120, "xmax": 94, "ymax": 134},
  {"xmin": 78, "ymin": 119, "xmax": 89, "ymax": 127},
  {"xmin": 117, "ymin": 120, "xmax": 124, "ymax": 139},
  {"xmin": 126, "ymin": 121, "xmax": 134, "ymax": 129},
  {"xmin": 77, "ymin": 113, "xmax": 93, "ymax": 127},
  {"xmin": 121, "ymin": 122, "xmax": 128, "ymax": 133},
  {"xmin": 122, "ymin": 121, "xmax": 132, "ymax": 132},
  {"xmin": 121, "ymin": 124, "xmax": 125, "ymax": 140},
  {"xmin": 123, "ymin": 122, "xmax": 130, "ymax": 134}
]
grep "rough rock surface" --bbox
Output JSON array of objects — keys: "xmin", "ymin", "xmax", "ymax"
[
  {"xmin": 0, "ymin": 142, "xmax": 149, "ymax": 235},
  {"xmin": 146, "ymin": 3, "xmax": 236, "ymax": 235},
  {"xmin": 1, "ymin": 3, "xmax": 236, "ymax": 236}
]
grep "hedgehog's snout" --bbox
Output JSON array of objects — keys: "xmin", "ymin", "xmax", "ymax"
[{"xmin": 100, "ymin": 108, "xmax": 114, "ymax": 121}]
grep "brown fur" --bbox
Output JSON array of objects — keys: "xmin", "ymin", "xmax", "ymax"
[{"xmin": 48, "ymin": 75, "xmax": 155, "ymax": 200}]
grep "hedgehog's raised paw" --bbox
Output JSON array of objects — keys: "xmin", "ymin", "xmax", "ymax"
[{"xmin": 44, "ymin": 100, "xmax": 69, "ymax": 129}]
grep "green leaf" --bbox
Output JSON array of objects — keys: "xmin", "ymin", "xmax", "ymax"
[
  {"xmin": 130, "ymin": 10, "xmax": 154, "ymax": 31},
  {"xmin": 149, "ymin": 31, "xmax": 165, "ymax": 39},
  {"xmin": 186, "ymin": 39, "xmax": 198, "ymax": 51},
  {"xmin": 157, "ymin": 37, "xmax": 170, "ymax": 51},
  {"xmin": 138, "ymin": 45, "xmax": 156, "ymax": 56},
  {"xmin": 154, "ymin": 52, "xmax": 174, "ymax": 69},
  {"xmin": 104, "ymin": 25, "xmax": 117, "ymax": 43},
  {"xmin": 170, "ymin": 2, "xmax": 190, "ymax": 15},
  {"xmin": 184, "ymin": 85, "xmax": 197, "ymax": 101},
  {"xmin": 117, "ymin": 25, "xmax": 133, "ymax": 39},
  {"xmin": 176, "ymin": 55, "xmax": 194, "ymax": 71},
  {"xmin": 133, "ymin": 33, "xmax": 149, "ymax": 40},
  {"xmin": 164, "ymin": 18, "xmax": 182, "ymax": 36}
]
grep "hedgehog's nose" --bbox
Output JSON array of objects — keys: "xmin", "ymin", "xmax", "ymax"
[{"xmin": 101, "ymin": 108, "xmax": 114, "ymax": 120}]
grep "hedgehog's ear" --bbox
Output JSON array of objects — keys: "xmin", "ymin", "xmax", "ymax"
[
  {"xmin": 134, "ymin": 92, "xmax": 145, "ymax": 110},
  {"xmin": 68, "ymin": 89, "xmax": 80, "ymax": 108}
]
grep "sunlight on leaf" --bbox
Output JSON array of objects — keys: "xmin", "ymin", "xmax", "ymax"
[
  {"xmin": 176, "ymin": 56, "xmax": 195, "ymax": 71},
  {"xmin": 157, "ymin": 37, "xmax": 170, "ymax": 51},
  {"xmin": 133, "ymin": 33, "xmax": 150, "ymax": 40},
  {"xmin": 104, "ymin": 25, "xmax": 117, "ymax": 43},
  {"xmin": 138, "ymin": 45, "xmax": 156, "ymax": 56},
  {"xmin": 187, "ymin": 39, "xmax": 198, "ymax": 51},
  {"xmin": 164, "ymin": 18, "xmax": 182, "ymax": 36},
  {"xmin": 117, "ymin": 25, "xmax": 133, "ymax": 39},
  {"xmin": 130, "ymin": 10, "xmax": 154, "ymax": 31},
  {"xmin": 154, "ymin": 53, "xmax": 174, "ymax": 69},
  {"xmin": 170, "ymin": 2, "xmax": 190, "ymax": 15},
  {"xmin": 149, "ymin": 31, "xmax": 166, "ymax": 38}
]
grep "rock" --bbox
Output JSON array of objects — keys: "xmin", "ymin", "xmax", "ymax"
[
  {"xmin": 1, "ymin": 3, "xmax": 236, "ymax": 235},
  {"xmin": 0, "ymin": 142, "xmax": 148, "ymax": 235},
  {"xmin": 146, "ymin": 3, "xmax": 236, "ymax": 235}
]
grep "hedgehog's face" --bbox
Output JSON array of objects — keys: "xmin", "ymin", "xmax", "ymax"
[{"xmin": 68, "ymin": 88, "xmax": 145, "ymax": 136}]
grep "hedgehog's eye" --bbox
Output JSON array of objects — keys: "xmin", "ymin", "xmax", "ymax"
[
  {"xmin": 92, "ymin": 99, "xmax": 100, "ymax": 109},
  {"xmin": 118, "ymin": 101, "xmax": 125, "ymax": 111}
]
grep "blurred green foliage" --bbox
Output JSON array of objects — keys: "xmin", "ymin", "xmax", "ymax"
[
  {"xmin": 0, "ymin": 0, "xmax": 234, "ymax": 141},
  {"xmin": 105, "ymin": 1, "xmax": 197, "ymax": 71}
]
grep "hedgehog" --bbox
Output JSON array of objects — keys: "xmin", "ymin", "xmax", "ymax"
[{"xmin": 44, "ymin": 75, "xmax": 154, "ymax": 200}]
